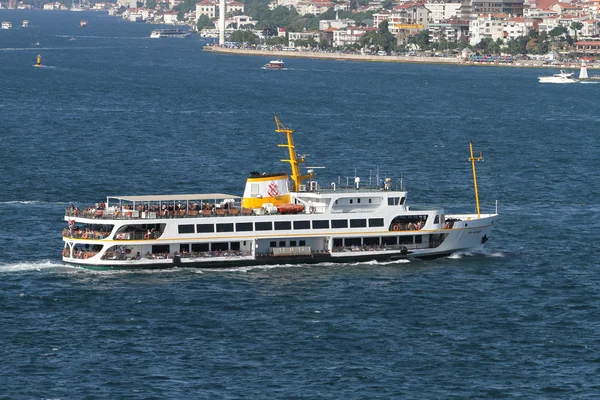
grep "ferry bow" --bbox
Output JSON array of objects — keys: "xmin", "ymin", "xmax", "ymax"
[{"xmin": 62, "ymin": 118, "xmax": 498, "ymax": 269}]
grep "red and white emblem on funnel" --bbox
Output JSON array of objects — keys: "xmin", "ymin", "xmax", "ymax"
[{"xmin": 267, "ymin": 181, "xmax": 280, "ymax": 197}]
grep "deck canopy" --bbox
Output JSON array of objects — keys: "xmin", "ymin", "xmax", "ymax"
[{"xmin": 107, "ymin": 193, "xmax": 240, "ymax": 203}]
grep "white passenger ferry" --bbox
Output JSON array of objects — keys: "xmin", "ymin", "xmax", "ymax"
[
  {"xmin": 62, "ymin": 117, "xmax": 498, "ymax": 269},
  {"xmin": 150, "ymin": 29, "xmax": 190, "ymax": 38}
]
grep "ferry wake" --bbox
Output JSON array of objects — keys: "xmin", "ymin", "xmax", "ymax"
[{"xmin": 62, "ymin": 117, "xmax": 498, "ymax": 269}]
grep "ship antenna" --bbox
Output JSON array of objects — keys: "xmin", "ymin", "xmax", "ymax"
[
  {"xmin": 469, "ymin": 142, "xmax": 484, "ymax": 218},
  {"xmin": 274, "ymin": 115, "xmax": 311, "ymax": 192}
]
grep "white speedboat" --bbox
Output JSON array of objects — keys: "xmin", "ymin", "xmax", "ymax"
[
  {"xmin": 538, "ymin": 70, "xmax": 578, "ymax": 83},
  {"xmin": 262, "ymin": 60, "xmax": 287, "ymax": 70},
  {"xmin": 61, "ymin": 117, "xmax": 498, "ymax": 269},
  {"xmin": 2, "ymin": 21, "xmax": 12, "ymax": 30},
  {"xmin": 150, "ymin": 29, "xmax": 190, "ymax": 38}
]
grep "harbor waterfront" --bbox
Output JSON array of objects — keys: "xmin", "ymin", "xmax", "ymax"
[
  {"xmin": 1, "ymin": 10, "xmax": 600, "ymax": 399},
  {"xmin": 204, "ymin": 44, "xmax": 600, "ymax": 69}
]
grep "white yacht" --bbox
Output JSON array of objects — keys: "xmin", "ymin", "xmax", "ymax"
[
  {"xmin": 62, "ymin": 117, "xmax": 499, "ymax": 269},
  {"xmin": 538, "ymin": 70, "xmax": 578, "ymax": 83},
  {"xmin": 2, "ymin": 21, "xmax": 12, "ymax": 30}
]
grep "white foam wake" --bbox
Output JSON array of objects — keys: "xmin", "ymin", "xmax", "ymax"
[{"xmin": 0, "ymin": 260, "xmax": 74, "ymax": 273}]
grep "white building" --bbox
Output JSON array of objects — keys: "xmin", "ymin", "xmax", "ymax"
[
  {"xmin": 331, "ymin": 25, "xmax": 368, "ymax": 47},
  {"xmin": 373, "ymin": 3, "xmax": 430, "ymax": 36},
  {"xmin": 195, "ymin": 0, "xmax": 244, "ymax": 21},
  {"xmin": 469, "ymin": 14, "xmax": 507, "ymax": 45},
  {"xmin": 424, "ymin": 0, "xmax": 463, "ymax": 23},
  {"xmin": 319, "ymin": 18, "xmax": 356, "ymax": 31},
  {"xmin": 196, "ymin": 0, "xmax": 216, "ymax": 19},
  {"xmin": 296, "ymin": 1, "xmax": 334, "ymax": 16},
  {"xmin": 288, "ymin": 31, "xmax": 321, "ymax": 47},
  {"xmin": 163, "ymin": 11, "xmax": 179, "ymax": 24}
]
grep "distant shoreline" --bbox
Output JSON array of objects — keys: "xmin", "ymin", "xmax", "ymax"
[{"xmin": 202, "ymin": 45, "xmax": 594, "ymax": 70}]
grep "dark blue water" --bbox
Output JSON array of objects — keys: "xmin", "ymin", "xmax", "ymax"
[{"xmin": 1, "ymin": 9, "xmax": 600, "ymax": 399}]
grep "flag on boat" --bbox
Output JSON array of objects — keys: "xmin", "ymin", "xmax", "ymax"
[{"xmin": 69, "ymin": 219, "xmax": 74, "ymax": 227}]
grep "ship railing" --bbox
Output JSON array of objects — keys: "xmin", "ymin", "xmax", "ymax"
[
  {"xmin": 100, "ymin": 250, "xmax": 253, "ymax": 261},
  {"xmin": 62, "ymin": 228, "xmax": 111, "ymax": 240},
  {"xmin": 331, "ymin": 243, "xmax": 426, "ymax": 253},
  {"xmin": 304, "ymin": 184, "xmax": 404, "ymax": 194},
  {"xmin": 65, "ymin": 207, "xmax": 296, "ymax": 220}
]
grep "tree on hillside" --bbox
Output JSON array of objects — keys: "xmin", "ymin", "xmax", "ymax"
[
  {"xmin": 381, "ymin": 0, "xmax": 393, "ymax": 10},
  {"xmin": 231, "ymin": 30, "xmax": 260, "ymax": 45},
  {"xmin": 570, "ymin": 21, "xmax": 583, "ymax": 41},
  {"xmin": 196, "ymin": 15, "xmax": 214, "ymax": 30},
  {"xmin": 379, "ymin": 20, "xmax": 389, "ymax": 34},
  {"xmin": 407, "ymin": 30, "xmax": 429, "ymax": 50}
]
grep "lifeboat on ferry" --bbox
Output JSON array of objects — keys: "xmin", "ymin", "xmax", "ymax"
[{"xmin": 276, "ymin": 204, "xmax": 305, "ymax": 214}]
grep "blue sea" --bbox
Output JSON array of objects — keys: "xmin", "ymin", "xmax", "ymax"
[{"xmin": 1, "ymin": 9, "xmax": 599, "ymax": 399}]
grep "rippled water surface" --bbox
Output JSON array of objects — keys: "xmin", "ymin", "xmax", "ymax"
[{"xmin": 1, "ymin": 9, "xmax": 599, "ymax": 399}]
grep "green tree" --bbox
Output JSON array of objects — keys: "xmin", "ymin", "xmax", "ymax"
[
  {"xmin": 549, "ymin": 25, "xmax": 567, "ymax": 39},
  {"xmin": 379, "ymin": 20, "xmax": 389, "ymax": 34},
  {"xmin": 570, "ymin": 21, "xmax": 583, "ymax": 41},
  {"xmin": 407, "ymin": 30, "xmax": 430, "ymax": 50},
  {"xmin": 230, "ymin": 30, "xmax": 260, "ymax": 45},
  {"xmin": 196, "ymin": 15, "xmax": 214, "ymax": 30},
  {"xmin": 266, "ymin": 36, "xmax": 287, "ymax": 46}
]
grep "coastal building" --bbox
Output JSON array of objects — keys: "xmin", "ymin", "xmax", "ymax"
[
  {"xmin": 373, "ymin": 3, "xmax": 430, "ymax": 36},
  {"xmin": 269, "ymin": 0, "xmax": 333, "ymax": 15},
  {"xmin": 296, "ymin": 0, "xmax": 334, "ymax": 16},
  {"xmin": 226, "ymin": 15, "xmax": 255, "ymax": 28},
  {"xmin": 424, "ymin": 0, "xmax": 464, "ymax": 23},
  {"xmin": 574, "ymin": 40, "xmax": 600, "ymax": 54},
  {"xmin": 196, "ymin": 0, "xmax": 216, "ymax": 19},
  {"xmin": 288, "ymin": 30, "xmax": 321, "ymax": 47},
  {"xmin": 93, "ymin": 2, "xmax": 111, "ymax": 10},
  {"xmin": 319, "ymin": 16, "xmax": 356, "ymax": 31},
  {"xmin": 195, "ymin": 0, "xmax": 244, "ymax": 21},
  {"xmin": 162, "ymin": 11, "xmax": 179, "ymax": 24},
  {"xmin": 331, "ymin": 25, "xmax": 372, "ymax": 48},
  {"xmin": 468, "ymin": 13, "xmax": 509, "ymax": 45},
  {"xmin": 503, "ymin": 16, "xmax": 531, "ymax": 40},
  {"xmin": 550, "ymin": 2, "xmax": 582, "ymax": 16},
  {"xmin": 537, "ymin": 14, "xmax": 560, "ymax": 32},
  {"xmin": 427, "ymin": 18, "xmax": 470, "ymax": 43},
  {"xmin": 579, "ymin": 19, "xmax": 600, "ymax": 37},
  {"xmin": 471, "ymin": 0, "xmax": 525, "ymax": 17}
]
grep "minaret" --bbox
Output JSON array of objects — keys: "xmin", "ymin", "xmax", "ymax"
[{"xmin": 219, "ymin": 0, "xmax": 226, "ymax": 45}]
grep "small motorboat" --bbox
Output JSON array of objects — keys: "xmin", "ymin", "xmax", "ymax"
[
  {"xmin": 262, "ymin": 60, "xmax": 287, "ymax": 70},
  {"xmin": 538, "ymin": 70, "xmax": 578, "ymax": 83}
]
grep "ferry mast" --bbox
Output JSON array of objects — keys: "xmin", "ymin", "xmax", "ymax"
[
  {"xmin": 469, "ymin": 142, "xmax": 483, "ymax": 218},
  {"xmin": 274, "ymin": 115, "xmax": 311, "ymax": 192}
]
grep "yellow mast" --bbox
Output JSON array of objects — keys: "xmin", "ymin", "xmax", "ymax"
[
  {"xmin": 469, "ymin": 142, "xmax": 484, "ymax": 218},
  {"xmin": 274, "ymin": 115, "xmax": 311, "ymax": 192}
]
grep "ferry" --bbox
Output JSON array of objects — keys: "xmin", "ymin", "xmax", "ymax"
[
  {"xmin": 150, "ymin": 29, "xmax": 190, "ymax": 39},
  {"xmin": 2, "ymin": 21, "xmax": 12, "ymax": 30},
  {"xmin": 262, "ymin": 60, "xmax": 287, "ymax": 70},
  {"xmin": 61, "ymin": 117, "xmax": 498, "ymax": 269}
]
